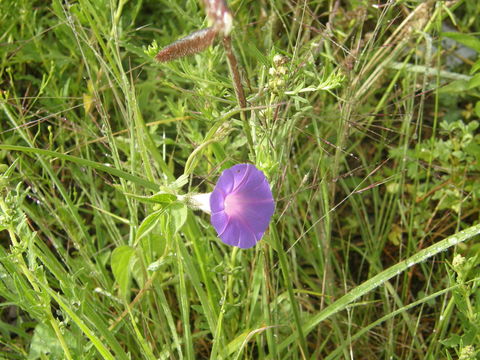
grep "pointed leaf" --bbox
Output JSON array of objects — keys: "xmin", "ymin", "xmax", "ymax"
[
  {"xmin": 442, "ymin": 32, "xmax": 480, "ymax": 53},
  {"xmin": 111, "ymin": 246, "xmax": 136, "ymax": 298},
  {"xmin": 136, "ymin": 209, "xmax": 166, "ymax": 243}
]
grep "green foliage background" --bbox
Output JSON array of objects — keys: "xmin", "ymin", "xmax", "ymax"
[{"xmin": 1, "ymin": 0, "xmax": 480, "ymax": 359}]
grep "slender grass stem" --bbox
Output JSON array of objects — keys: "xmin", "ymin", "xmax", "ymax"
[{"xmin": 278, "ymin": 224, "xmax": 480, "ymax": 352}]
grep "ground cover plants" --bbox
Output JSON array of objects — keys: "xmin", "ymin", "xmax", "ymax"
[{"xmin": 1, "ymin": 0, "xmax": 480, "ymax": 358}]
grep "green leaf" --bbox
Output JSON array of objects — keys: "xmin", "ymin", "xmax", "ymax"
[
  {"xmin": 169, "ymin": 203, "xmax": 188, "ymax": 236},
  {"xmin": 248, "ymin": 44, "xmax": 269, "ymax": 67},
  {"xmin": 442, "ymin": 32, "xmax": 480, "ymax": 53},
  {"xmin": 467, "ymin": 73, "xmax": 480, "ymax": 89},
  {"xmin": 28, "ymin": 323, "xmax": 67, "ymax": 360},
  {"xmin": 135, "ymin": 209, "xmax": 167, "ymax": 244},
  {"xmin": 124, "ymin": 192, "xmax": 176, "ymax": 205},
  {"xmin": 439, "ymin": 334, "xmax": 461, "ymax": 347},
  {"xmin": 227, "ymin": 329, "xmax": 251, "ymax": 357},
  {"xmin": 463, "ymin": 327, "xmax": 478, "ymax": 346},
  {"xmin": 150, "ymin": 193, "xmax": 177, "ymax": 203},
  {"xmin": 170, "ymin": 174, "xmax": 189, "ymax": 190},
  {"xmin": 470, "ymin": 59, "xmax": 480, "ymax": 74},
  {"xmin": 147, "ymin": 257, "xmax": 169, "ymax": 272},
  {"xmin": 111, "ymin": 246, "xmax": 136, "ymax": 298},
  {"xmin": 464, "ymin": 142, "xmax": 480, "ymax": 158},
  {"xmin": 438, "ymin": 79, "xmax": 469, "ymax": 94}
]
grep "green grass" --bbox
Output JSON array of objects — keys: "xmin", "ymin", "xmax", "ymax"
[{"xmin": 1, "ymin": 0, "xmax": 480, "ymax": 359}]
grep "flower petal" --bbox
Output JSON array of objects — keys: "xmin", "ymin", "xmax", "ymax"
[
  {"xmin": 215, "ymin": 167, "xmax": 235, "ymax": 194},
  {"xmin": 230, "ymin": 170, "xmax": 274, "ymax": 233},
  {"xmin": 209, "ymin": 189, "xmax": 225, "ymax": 213},
  {"xmin": 229, "ymin": 164, "xmax": 251, "ymax": 192},
  {"xmin": 235, "ymin": 179, "xmax": 273, "ymax": 203},
  {"xmin": 211, "ymin": 211, "xmax": 229, "ymax": 235},
  {"xmin": 237, "ymin": 226, "xmax": 258, "ymax": 249},
  {"xmin": 220, "ymin": 218, "xmax": 258, "ymax": 249},
  {"xmin": 234, "ymin": 166, "xmax": 267, "ymax": 195},
  {"xmin": 219, "ymin": 219, "xmax": 240, "ymax": 247},
  {"xmin": 235, "ymin": 199, "xmax": 275, "ymax": 234},
  {"xmin": 210, "ymin": 163, "xmax": 275, "ymax": 249}
]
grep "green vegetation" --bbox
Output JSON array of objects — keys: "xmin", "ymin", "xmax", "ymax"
[{"xmin": 1, "ymin": 0, "xmax": 480, "ymax": 358}]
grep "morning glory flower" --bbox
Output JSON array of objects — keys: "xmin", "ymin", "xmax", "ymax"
[{"xmin": 209, "ymin": 164, "xmax": 275, "ymax": 249}]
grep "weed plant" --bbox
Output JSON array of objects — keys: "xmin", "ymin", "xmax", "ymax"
[{"xmin": 1, "ymin": 0, "xmax": 480, "ymax": 359}]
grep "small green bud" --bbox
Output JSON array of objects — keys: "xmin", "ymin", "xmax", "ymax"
[
  {"xmin": 452, "ymin": 254, "xmax": 465, "ymax": 270},
  {"xmin": 459, "ymin": 345, "xmax": 475, "ymax": 360}
]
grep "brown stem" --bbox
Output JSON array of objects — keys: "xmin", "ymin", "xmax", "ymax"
[
  {"xmin": 222, "ymin": 36, "xmax": 246, "ymax": 109},
  {"xmin": 222, "ymin": 35, "xmax": 254, "ymax": 153}
]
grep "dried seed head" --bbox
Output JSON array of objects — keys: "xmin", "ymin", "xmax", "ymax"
[
  {"xmin": 155, "ymin": 27, "xmax": 218, "ymax": 62},
  {"xmin": 273, "ymin": 55, "xmax": 289, "ymax": 67}
]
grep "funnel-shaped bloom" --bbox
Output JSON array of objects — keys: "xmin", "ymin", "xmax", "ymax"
[{"xmin": 210, "ymin": 164, "xmax": 274, "ymax": 249}]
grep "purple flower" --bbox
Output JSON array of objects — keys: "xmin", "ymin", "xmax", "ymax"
[{"xmin": 210, "ymin": 164, "xmax": 275, "ymax": 249}]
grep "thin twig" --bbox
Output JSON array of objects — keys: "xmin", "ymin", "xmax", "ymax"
[{"xmin": 108, "ymin": 272, "xmax": 158, "ymax": 331}]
